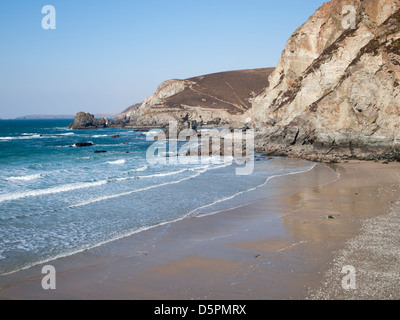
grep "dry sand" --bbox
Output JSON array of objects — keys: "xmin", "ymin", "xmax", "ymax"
[{"xmin": 0, "ymin": 160, "xmax": 399, "ymax": 300}]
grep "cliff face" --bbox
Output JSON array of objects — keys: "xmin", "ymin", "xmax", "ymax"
[
  {"xmin": 251, "ymin": 0, "xmax": 400, "ymax": 161},
  {"xmin": 120, "ymin": 68, "xmax": 274, "ymax": 129}
]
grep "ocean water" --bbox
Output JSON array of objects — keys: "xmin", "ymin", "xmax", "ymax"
[{"xmin": 0, "ymin": 119, "xmax": 315, "ymax": 276}]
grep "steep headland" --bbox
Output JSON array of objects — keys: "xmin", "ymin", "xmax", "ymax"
[
  {"xmin": 119, "ymin": 68, "xmax": 274, "ymax": 129},
  {"xmin": 250, "ymin": 0, "xmax": 400, "ymax": 162}
]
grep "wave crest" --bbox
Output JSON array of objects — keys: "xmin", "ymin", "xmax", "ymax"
[
  {"xmin": 107, "ymin": 159, "xmax": 126, "ymax": 165},
  {"xmin": 5, "ymin": 174, "xmax": 42, "ymax": 182}
]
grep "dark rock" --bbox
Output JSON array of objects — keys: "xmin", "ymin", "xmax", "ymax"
[
  {"xmin": 94, "ymin": 150, "xmax": 107, "ymax": 153},
  {"xmin": 111, "ymin": 135, "xmax": 120, "ymax": 139},
  {"xmin": 108, "ymin": 118, "xmax": 130, "ymax": 128},
  {"xmin": 68, "ymin": 112, "xmax": 108, "ymax": 130},
  {"xmin": 75, "ymin": 142, "xmax": 94, "ymax": 147}
]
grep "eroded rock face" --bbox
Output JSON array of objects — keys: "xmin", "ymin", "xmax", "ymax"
[
  {"xmin": 68, "ymin": 112, "xmax": 131, "ymax": 130},
  {"xmin": 68, "ymin": 112, "xmax": 109, "ymax": 130},
  {"xmin": 251, "ymin": 0, "xmax": 400, "ymax": 161},
  {"xmin": 120, "ymin": 69, "xmax": 274, "ymax": 129}
]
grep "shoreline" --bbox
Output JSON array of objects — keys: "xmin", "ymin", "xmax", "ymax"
[
  {"xmin": 0, "ymin": 158, "xmax": 315, "ymax": 278},
  {"xmin": 0, "ymin": 160, "xmax": 399, "ymax": 299}
]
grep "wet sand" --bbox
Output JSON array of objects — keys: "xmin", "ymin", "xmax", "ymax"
[{"xmin": 0, "ymin": 160, "xmax": 399, "ymax": 300}]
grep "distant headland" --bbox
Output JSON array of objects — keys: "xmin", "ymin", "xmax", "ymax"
[{"xmin": 14, "ymin": 114, "xmax": 117, "ymax": 120}]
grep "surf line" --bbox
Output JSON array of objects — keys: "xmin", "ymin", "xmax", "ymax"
[{"xmin": 70, "ymin": 164, "xmax": 231, "ymax": 208}]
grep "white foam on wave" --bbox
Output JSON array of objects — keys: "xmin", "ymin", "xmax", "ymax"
[
  {"xmin": 92, "ymin": 134, "xmax": 109, "ymax": 138},
  {"xmin": 70, "ymin": 169, "xmax": 210, "ymax": 208},
  {"xmin": 107, "ymin": 159, "xmax": 126, "ymax": 165},
  {"xmin": 0, "ymin": 180, "xmax": 108, "ymax": 204},
  {"xmin": 5, "ymin": 174, "xmax": 42, "ymax": 182},
  {"xmin": 0, "ymin": 134, "xmax": 42, "ymax": 140},
  {"xmin": 57, "ymin": 133, "xmax": 75, "ymax": 136},
  {"xmin": 0, "ymin": 166, "xmax": 208, "ymax": 204},
  {"xmin": 70, "ymin": 164, "xmax": 231, "ymax": 208},
  {"xmin": 138, "ymin": 169, "xmax": 187, "ymax": 179},
  {"xmin": 22, "ymin": 134, "xmax": 42, "ymax": 139},
  {"xmin": 129, "ymin": 165, "xmax": 148, "ymax": 173},
  {"xmin": 110, "ymin": 168, "xmax": 189, "ymax": 183},
  {"xmin": 186, "ymin": 189, "xmax": 252, "ymax": 218}
]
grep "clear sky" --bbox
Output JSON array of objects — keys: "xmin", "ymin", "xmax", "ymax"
[{"xmin": 0, "ymin": 0, "xmax": 327, "ymax": 119}]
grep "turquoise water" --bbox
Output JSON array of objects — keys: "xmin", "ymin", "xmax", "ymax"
[{"xmin": 0, "ymin": 119, "xmax": 314, "ymax": 276}]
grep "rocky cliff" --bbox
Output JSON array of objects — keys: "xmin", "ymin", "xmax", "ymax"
[
  {"xmin": 119, "ymin": 68, "xmax": 274, "ymax": 129},
  {"xmin": 251, "ymin": 0, "xmax": 400, "ymax": 161},
  {"xmin": 68, "ymin": 112, "xmax": 110, "ymax": 130}
]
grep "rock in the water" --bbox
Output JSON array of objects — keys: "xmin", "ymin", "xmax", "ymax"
[
  {"xmin": 75, "ymin": 142, "xmax": 94, "ymax": 147},
  {"xmin": 68, "ymin": 112, "xmax": 109, "ymax": 130},
  {"xmin": 94, "ymin": 150, "xmax": 107, "ymax": 153},
  {"xmin": 68, "ymin": 112, "xmax": 131, "ymax": 130}
]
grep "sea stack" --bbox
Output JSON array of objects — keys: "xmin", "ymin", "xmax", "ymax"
[{"xmin": 68, "ymin": 112, "xmax": 109, "ymax": 130}]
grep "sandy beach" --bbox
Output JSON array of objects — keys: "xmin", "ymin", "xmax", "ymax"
[{"xmin": 0, "ymin": 160, "xmax": 399, "ymax": 300}]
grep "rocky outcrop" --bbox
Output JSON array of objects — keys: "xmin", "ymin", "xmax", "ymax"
[
  {"xmin": 119, "ymin": 69, "xmax": 274, "ymax": 129},
  {"xmin": 68, "ymin": 112, "xmax": 131, "ymax": 130},
  {"xmin": 251, "ymin": 0, "xmax": 400, "ymax": 161},
  {"xmin": 75, "ymin": 142, "xmax": 94, "ymax": 147},
  {"xmin": 68, "ymin": 112, "xmax": 109, "ymax": 130}
]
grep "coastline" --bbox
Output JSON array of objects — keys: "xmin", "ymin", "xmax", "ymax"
[{"xmin": 0, "ymin": 160, "xmax": 399, "ymax": 300}]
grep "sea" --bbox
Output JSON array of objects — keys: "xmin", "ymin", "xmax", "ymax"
[{"xmin": 0, "ymin": 119, "xmax": 315, "ymax": 276}]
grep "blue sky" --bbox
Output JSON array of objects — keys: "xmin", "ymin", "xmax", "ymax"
[{"xmin": 0, "ymin": 0, "xmax": 327, "ymax": 118}]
